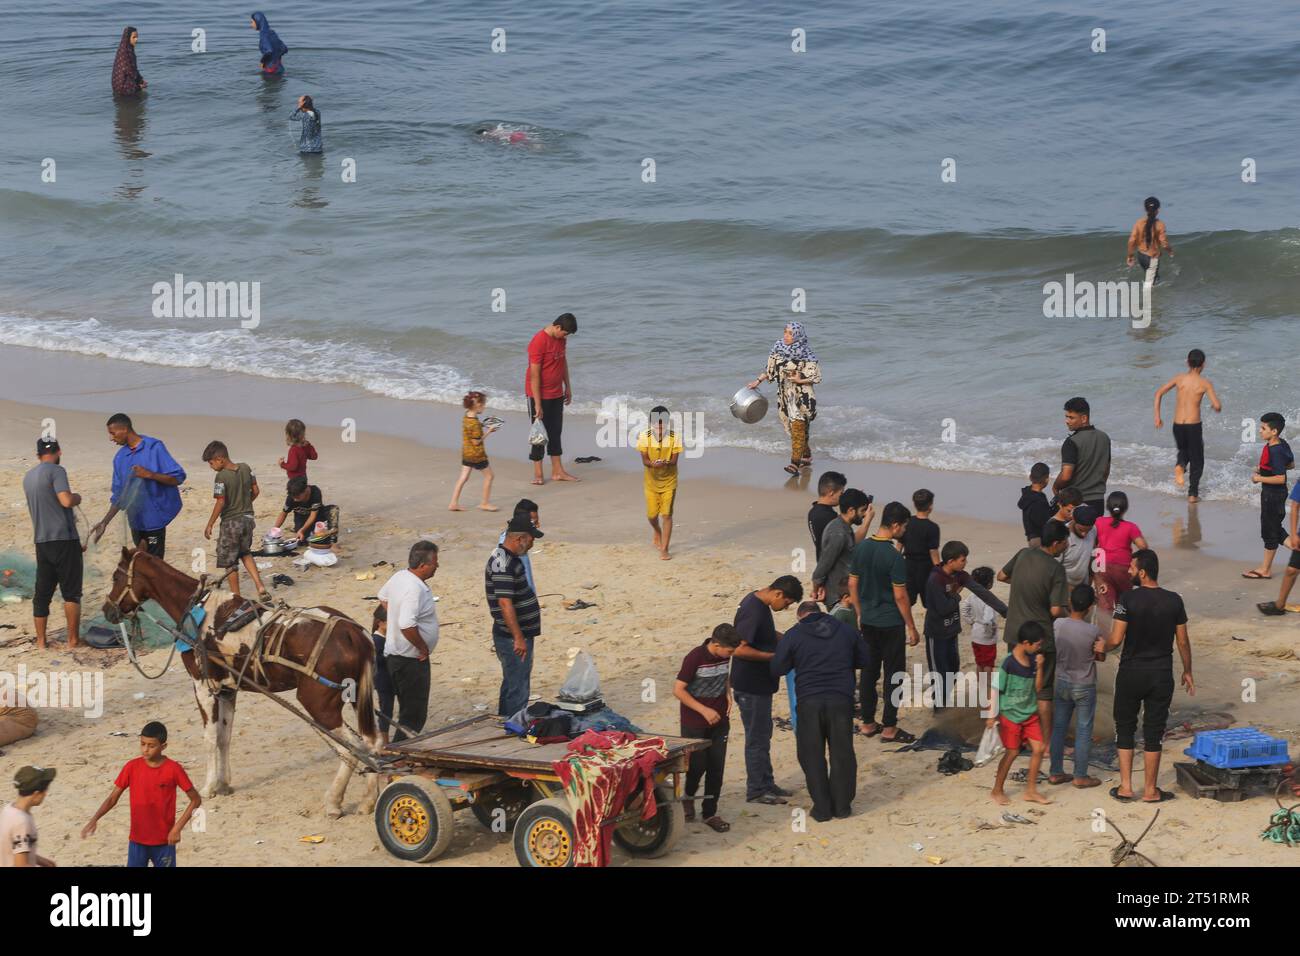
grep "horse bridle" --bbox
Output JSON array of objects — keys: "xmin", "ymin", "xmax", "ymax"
[{"xmin": 107, "ymin": 550, "xmax": 146, "ymax": 614}]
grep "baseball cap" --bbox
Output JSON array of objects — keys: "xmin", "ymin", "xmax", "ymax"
[
  {"xmin": 36, "ymin": 438, "xmax": 60, "ymax": 455},
  {"xmin": 1072, "ymin": 504, "xmax": 1098, "ymax": 526},
  {"xmin": 14, "ymin": 765, "xmax": 56, "ymax": 792},
  {"xmin": 506, "ymin": 515, "xmax": 544, "ymax": 538}
]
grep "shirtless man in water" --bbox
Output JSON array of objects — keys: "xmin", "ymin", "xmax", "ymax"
[{"xmin": 1153, "ymin": 349, "xmax": 1221, "ymax": 503}]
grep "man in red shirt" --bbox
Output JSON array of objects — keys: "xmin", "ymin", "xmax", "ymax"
[
  {"xmin": 81, "ymin": 720, "xmax": 201, "ymax": 867},
  {"xmin": 525, "ymin": 312, "xmax": 579, "ymax": 485}
]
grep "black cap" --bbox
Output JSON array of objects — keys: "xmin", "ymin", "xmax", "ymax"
[
  {"xmin": 36, "ymin": 438, "xmax": 60, "ymax": 455},
  {"xmin": 506, "ymin": 515, "xmax": 543, "ymax": 538},
  {"xmin": 1072, "ymin": 504, "xmax": 1098, "ymax": 526}
]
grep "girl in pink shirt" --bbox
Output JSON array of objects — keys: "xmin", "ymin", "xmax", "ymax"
[
  {"xmin": 278, "ymin": 418, "xmax": 317, "ymax": 481},
  {"xmin": 1093, "ymin": 491, "xmax": 1148, "ymax": 612}
]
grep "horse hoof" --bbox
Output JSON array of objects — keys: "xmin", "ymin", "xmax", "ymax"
[
  {"xmin": 359, "ymin": 802, "xmax": 376, "ymax": 815},
  {"xmin": 204, "ymin": 784, "xmax": 234, "ymax": 798},
  {"xmin": 325, "ymin": 807, "xmax": 344, "ymax": 820}
]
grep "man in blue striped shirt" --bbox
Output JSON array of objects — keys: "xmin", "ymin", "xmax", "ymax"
[{"xmin": 91, "ymin": 414, "xmax": 186, "ymax": 558}]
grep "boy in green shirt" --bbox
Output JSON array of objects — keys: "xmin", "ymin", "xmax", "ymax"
[
  {"xmin": 201, "ymin": 441, "xmax": 269, "ymax": 602},
  {"xmin": 988, "ymin": 621, "xmax": 1050, "ymax": 806}
]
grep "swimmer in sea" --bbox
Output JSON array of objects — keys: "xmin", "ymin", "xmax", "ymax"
[
  {"xmin": 1126, "ymin": 196, "xmax": 1173, "ymax": 286},
  {"xmin": 475, "ymin": 126, "xmax": 530, "ymax": 145}
]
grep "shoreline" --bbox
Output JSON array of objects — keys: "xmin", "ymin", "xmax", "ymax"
[{"xmin": 0, "ymin": 342, "xmax": 1269, "ymax": 565}]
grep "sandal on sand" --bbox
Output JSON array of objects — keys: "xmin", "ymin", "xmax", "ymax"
[
  {"xmin": 784, "ymin": 464, "xmax": 800, "ymax": 476},
  {"xmin": 1258, "ymin": 602, "xmax": 1286, "ymax": 616},
  {"xmin": 859, "ymin": 724, "xmax": 883, "ymax": 738},
  {"xmin": 1048, "ymin": 774, "xmax": 1073, "ymax": 786},
  {"xmin": 1143, "ymin": 788, "xmax": 1177, "ymax": 803},
  {"xmin": 704, "ymin": 816, "xmax": 730, "ymax": 833},
  {"xmin": 880, "ymin": 729, "xmax": 916, "ymax": 745},
  {"xmin": 1072, "ymin": 776, "xmax": 1102, "ymax": 789},
  {"xmin": 1241, "ymin": 570, "xmax": 1271, "ymax": 579},
  {"xmin": 1109, "ymin": 786, "xmax": 1135, "ymax": 803}
]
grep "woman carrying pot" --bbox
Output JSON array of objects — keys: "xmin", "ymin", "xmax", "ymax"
[{"xmin": 747, "ymin": 321, "xmax": 822, "ymax": 475}]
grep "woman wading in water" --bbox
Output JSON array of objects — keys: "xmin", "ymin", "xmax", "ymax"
[
  {"xmin": 1126, "ymin": 196, "xmax": 1174, "ymax": 286},
  {"xmin": 111, "ymin": 26, "xmax": 146, "ymax": 96},
  {"xmin": 748, "ymin": 322, "xmax": 821, "ymax": 476},
  {"xmin": 290, "ymin": 95, "xmax": 323, "ymax": 153}
]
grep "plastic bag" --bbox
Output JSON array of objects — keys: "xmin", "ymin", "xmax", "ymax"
[
  {"xmin": 293, "ymin": 548, "xmax": 338, "ymax": 568},
  {"xmin": 558, "ymin": 651, "xmax": 601, "ymax": 702},
  {"xmin": 528, "ymin": 417, "xmax": 549, "ymax": 446},
  {"xmin": 973, "ymin": 724, "xmax": 1005, "ymax": 767}
]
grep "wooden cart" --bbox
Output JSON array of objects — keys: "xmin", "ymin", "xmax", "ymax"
[{"xmin": 373, "ymin": 714, "xmax": 710, "ymax": 867}]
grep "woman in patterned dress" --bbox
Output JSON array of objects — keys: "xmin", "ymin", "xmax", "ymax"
[
  {"xmin": 747, "ymin": 321, "xmax": 822, "ymax": 475},
  {"xmin": 111, "ymin": 26, "xmax": 146, "ymax": 97}
]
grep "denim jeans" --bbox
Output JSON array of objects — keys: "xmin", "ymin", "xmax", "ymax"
[
  {"xmin": 733, "ymin": 690, "xmax": 775, "ymax": 799},
  {"xmin": 786, "ymin": 671, "xmax": 797, "ymax": 733},
  {"xmin": 1049, "ymin": 678, "xmax": 1097, "ymax": 778},
  {"xmin": 127, "ymin": 841, "xmax": 176, "ymax": 867},
  {"xmin": 493, "ymin": 633, "xmax": 535, "ymax": 717}
]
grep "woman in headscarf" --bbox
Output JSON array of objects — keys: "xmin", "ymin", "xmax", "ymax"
[
  {"xmin": 111, "ymin": 26, "xmax": 146, "ymax": 96},
  {"xmin": 747, "ymin": 321, "xmax": 822, "ymax": 475},
  {"xmin": 251, "ymin": 12, "xmax": 289, "ymax": 76},
  {"xmin": 290, "ymin": 95, "xmax": 323, "ymax": 153}
]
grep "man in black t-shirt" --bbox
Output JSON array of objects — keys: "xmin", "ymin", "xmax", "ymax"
[
  {"xmin": 808, "ymin": 471, "xmax": 847, "ymax": 561},
  {"xmin": 1102, "ymin": 549, "xmax": 1194, "ymax": 804},
  {"xmin": 732, "ymin": 575, "xmax": 803, "ymax": 804}
]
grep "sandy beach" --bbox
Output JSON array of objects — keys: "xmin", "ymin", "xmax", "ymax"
[{"xmin": 3, "ymin": 380, "xmax": 1299, "ymax": 869}]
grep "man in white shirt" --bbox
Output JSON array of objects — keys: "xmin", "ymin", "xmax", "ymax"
[{"xmin": 376, "ymin": 541, "xmax": 440, "ymax": 742}]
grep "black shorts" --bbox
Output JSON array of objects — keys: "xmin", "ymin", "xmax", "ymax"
[
  {"xmin": 131, "ymin": 527, "xmax": 167, "ymax": 558},
  {"xmin": 33, "ymin": 539, "xmax": 84, "ymax": 616},
  {"xmin": 462, "ymin": 459, "xmax": 490, "ymax": 471},
  {"xmin": 1288, "ymin": 547, "xmax": 1300, "ymax": 571}
]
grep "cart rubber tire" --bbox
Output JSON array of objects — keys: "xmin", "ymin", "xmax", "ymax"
[
  {"xmin": 470, "ymin": 781, "xmax": 532, "ymax": 833},
  {"xmin": 612, "ymin": 785, "xmax": 683, "ymax": 859},
  {"xmin": 375, "ymin": 777, "xmax": 455, "ymax": 863},
  {"xmin": 513, "ymin": 797, "xmax": 576, "ymax": 867}
]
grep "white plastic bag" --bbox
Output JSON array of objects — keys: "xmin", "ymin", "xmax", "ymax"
[
  {"xmin": 558, "ymin": 651, "xmax": 601, "ymax": 702},
  {"xmin": 293, "ymin": 548, "xmax": 338, "ymax": 568},
  {"xmin": 528, "ymin": 417, "xmax": 549, "ymax": 446},
  {"xmin": 973, "ymin": 724, "xmax": 1005, "ymax": 767}
]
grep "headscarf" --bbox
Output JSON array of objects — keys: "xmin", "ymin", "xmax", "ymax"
[
  {"xmin": 252, "ymin": 12, "xmax": 289, "ymax": 67},
  {"xmin": 770, "ymin": 321, "xmax": 818, "ymax": 363},
  {"xmin": 111, "ymin": 26, "xmax": 143, "ymax": 96}
]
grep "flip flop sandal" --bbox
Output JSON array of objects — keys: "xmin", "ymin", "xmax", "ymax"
[
  {"xmin": 784, "ymin": 464, "xmax": 800, "ymax": 475},
  {"xmin": 1143, "ymin": 788, "xmax": 1176, "ymax": 803},
  {"xmin": 574, "ymin": 456, "xmax": 602, "ymax": 463},
  {"xmin": 859, "ymin": 725, "xmax": 883, "ymax": 738},
  {"xmin": 1241, "ymin": 570, "xmax": 1271, "ymax": 579},
  {"xmin": 1108, "ymin": 786, "xmax": 1135, "ymax": 803},
  {"xmin": 880, "ymin": 729, "xmax": 916, "ymax": 745},
  {"xmin": 1258, "ymin": 602, "xmax": 1286, "ymax": 616},
  {"xmin": 704, "ymin": 816, "xmax": 731, "ymax": 833}
]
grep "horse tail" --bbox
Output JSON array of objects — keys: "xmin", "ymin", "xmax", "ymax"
[{"xmin": 353, "ymin": 627, "xmax": 378, "ymax": 741}]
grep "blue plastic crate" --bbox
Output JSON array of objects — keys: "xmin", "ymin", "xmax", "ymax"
[{"xmin": 1183, "ymin": 727, "xmax": 1290, "ymax": 769}]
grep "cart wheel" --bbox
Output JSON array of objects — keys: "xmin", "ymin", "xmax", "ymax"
[
  {"xmin": 375, "ymin": 778, "xmax": 455, "ymax": 863},
  {"xmin": 612, "ymin": 785, "xmax": 683, "ymax": 859},
  {"xmin": 513, "ymin": 797, "xmax": 576, "ymax": 867},
  {"xmin": 470, "ymin": 781, "xmax": 532, "ymax": 833}
]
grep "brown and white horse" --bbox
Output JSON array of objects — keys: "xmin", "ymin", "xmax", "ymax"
[{"xmin": 103, "ymin": 547, "xmax": 380, "ymax": 818}]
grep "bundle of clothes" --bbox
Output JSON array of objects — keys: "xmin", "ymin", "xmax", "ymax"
[{"xmin": 504, "ymin": 700, "xmax": 641, "ymax": 742}]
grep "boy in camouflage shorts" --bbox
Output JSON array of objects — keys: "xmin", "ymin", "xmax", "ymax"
[{"xmin": 202, "ymin": 441, "xmax": 269, "ymax": 602}]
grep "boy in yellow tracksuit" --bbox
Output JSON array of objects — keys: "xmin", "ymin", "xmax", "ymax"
[{"xmin": 636, "ymin": 405, "xmax": 684, "ymax": 561}]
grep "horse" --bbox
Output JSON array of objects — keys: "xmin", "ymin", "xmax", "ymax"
[{"xmin": 102, "ymin": 547, "xmax": 381, "ymax": 818}]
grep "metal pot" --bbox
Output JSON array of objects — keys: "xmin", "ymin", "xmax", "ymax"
[
  {"xmin": 260, "ymin": 537, "xmax": 295, "ymax": 556},
  {"xmin": 729, "ymin": 385, "xmax": 769, "ymax": 424}
]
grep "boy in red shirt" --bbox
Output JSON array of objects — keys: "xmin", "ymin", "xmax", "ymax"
[
  {"xmin": 81, "ymin": 721, "xmax": 201, "ymax": 867},
  {"xmin": 525, "ymin": 312, "xmax": 579, "ymax": 485}
]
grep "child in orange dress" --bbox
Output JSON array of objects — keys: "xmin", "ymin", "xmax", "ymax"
[{"xmin": 449, "ymin": 391, "xmax": 499, "ymax": 511}]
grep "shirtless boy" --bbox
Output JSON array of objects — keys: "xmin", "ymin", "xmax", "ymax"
[{"xmin": 1153, "ymin": 349, "xmax": 1221, "ymax": 502}]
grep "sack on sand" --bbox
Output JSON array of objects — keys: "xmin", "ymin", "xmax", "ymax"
[
  {"xmin": 0, "ymin": 706, "xmax": 39, "ymax": 747},
  {"xmin": 528, "ymin": 418, "xmax": 549, "ymax": 446},
  {"xmin": 973, "ymin": 724, "xmax": 1005, "ymax": 767}
]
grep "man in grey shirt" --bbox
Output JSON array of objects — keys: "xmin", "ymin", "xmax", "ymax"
[
  {"xmin": 1055, "ymin": 397, "xmax": 1112, "ymax": 515},
  {"xmin": 812, "ymin": 490, "xmax": 873, "ymax": 622},
  {"xmin": 1057, "ymin": 504, "xmax": 1098, "ymax": 588},
  {"xmin": 22, "ymin": 438, "xmax": 83, "ymax": 649}
]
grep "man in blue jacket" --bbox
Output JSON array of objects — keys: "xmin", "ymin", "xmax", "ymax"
[
  {"xmin": 771, "ymin": 601, "xmax": 869, "ymax": 821},
  {"xmin": 90, "ymin": 414, "xmax": 186, "ymax": 558}
]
